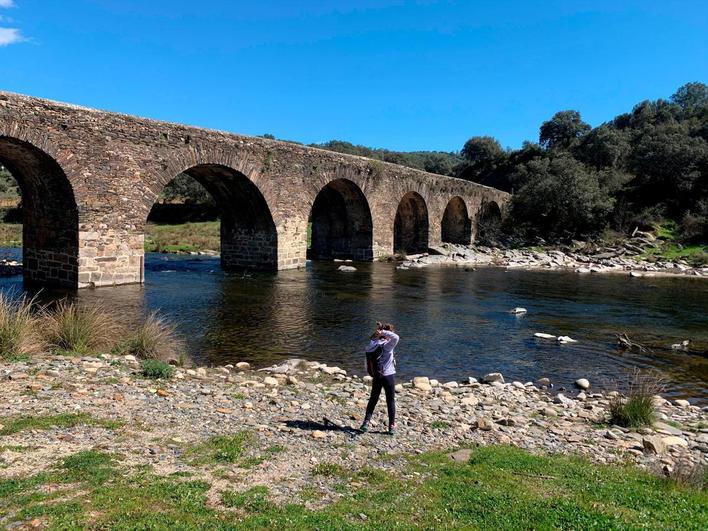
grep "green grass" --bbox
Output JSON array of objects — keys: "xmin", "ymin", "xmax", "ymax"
[
  {"xmin": 140, "ymin": 359, "xmax": 176, "ymax": 380},
  {"xmin": 609, "ymin": 393, "xmax": 656, "ymax": 428},
  {"xmin": 0, "ymin": 445, "xmax": 706, "ymax": 529},
  {"xmin": 636, "ymin": 221, "xmax": 708, "ymax": 266},
  {"xmin": 186, "ymin": 432, "xmax": 254, "ymax": 465},
  {"xmin": 608, "ymin": 371, "xmax": 661, "ymax": 428},
  {"xmin": 0, "ymin": 413, "xmax": 123, "ymax": 435},
  {"xmin": 430, "ymin": 420, "xmax": 451, "ymax": 430},
  {"xmin": 145, "ymin": 221, "xmax": 220, "ymax": 253},
  {"xmin": 312, "ymin": 462, "xmax": 348, "ymax": 477}
]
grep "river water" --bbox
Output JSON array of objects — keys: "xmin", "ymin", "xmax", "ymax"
[{"xmin": 1, "ymin": 249, "xmax": 707, "ymax": 402}]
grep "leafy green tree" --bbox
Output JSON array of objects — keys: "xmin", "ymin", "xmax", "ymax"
[
  {"xmin": 509, "ymin": 154, "xmax": 614, "ymax": 238},
  {"xmin": 671, "ymin": 82, "xmax": 708, "ymax": 110},
  {"xmin": 461, "ymin": 136, "xmax": 504, "ymax": 163},
  {"xmin": 539, "ymin": 110, "xmax": 591, "ymax": 149}
]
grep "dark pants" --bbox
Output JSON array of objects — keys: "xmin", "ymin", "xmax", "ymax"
[{"xmin": 365, "ymin": 374, "xmax": 396, "ymax": 427}]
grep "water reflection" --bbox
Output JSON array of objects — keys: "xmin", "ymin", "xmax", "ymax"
[{"xmin": 0, "ymin": 249, "xmax": 706, "ymax": 402}]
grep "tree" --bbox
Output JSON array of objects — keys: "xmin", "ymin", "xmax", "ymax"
[
  {"xmin": 461, "ymin": 136, "xmax": 504, "ymax": 163},
  {"xmin": 509, "ymin": 154, "xmax": 614, "ymax": 238},
  {"xmin": 671, "ymin": 82, "xmax": 708, "ymax": 110},
  {"xmin": 576, "ymin": 124, "xmax": 630, "ymax": 169},
  {"xmin": 539, "ymin": 110, "xmax": 591, "ymax": 149}
]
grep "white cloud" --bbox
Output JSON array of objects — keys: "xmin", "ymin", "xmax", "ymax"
[
  {"xmin": 0, "ymin": 27, "xmax": 22, "ymax": 46},
  {"xmin": 0, "ymin": 1, "xmax": 16, "ymax": 8}
]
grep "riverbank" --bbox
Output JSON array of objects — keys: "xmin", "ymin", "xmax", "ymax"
[
  {"xmin": 398, "ymin": 242, "xmax": 708, "ymax": 278},
  {"xmin": 1, "ymin": 353, "xmax": 706, "ymax": 528}
]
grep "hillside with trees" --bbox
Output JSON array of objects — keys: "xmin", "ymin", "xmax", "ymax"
[{"xmin": 457, "ymin": 82, "xmax": 707, "ymax": 244}]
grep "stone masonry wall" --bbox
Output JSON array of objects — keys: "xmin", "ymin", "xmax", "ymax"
[{"xmin": 0, "ymin": 91, "xmax": 509, "ymax": 289}]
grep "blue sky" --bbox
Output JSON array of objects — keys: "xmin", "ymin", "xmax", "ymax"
[{"xmin": 1, "ymin": 1, "xmax": 706, "ymax": 151}]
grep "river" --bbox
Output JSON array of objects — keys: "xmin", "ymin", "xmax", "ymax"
[{"xmin": 1, "ymin": 248, "xmax": 706, "ymax": 402}]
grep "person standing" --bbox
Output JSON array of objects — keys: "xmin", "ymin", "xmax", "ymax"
[{"xmin": 360, "ymin": 323, "xmax": 399, "ymax": 435}]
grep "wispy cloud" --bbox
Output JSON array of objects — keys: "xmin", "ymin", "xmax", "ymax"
[
  {"xmin": 0, "ymin": 0, "xmax": 23, "ymax": 46},
  {"xmin": 0, "ymin": 27, "xmax": 21, "ymax": 46}
]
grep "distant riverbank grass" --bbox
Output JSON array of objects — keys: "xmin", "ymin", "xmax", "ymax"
[
  {"xmin": 144, "ymin": 221, "xmax": 220, "ymax": 253},
  {"xmin": 1, "ymin": 445, "xmax": 705, "ymax": 529},
  {"xmin": 0, "ymin": 223, "xmax": 21, "ymax": 248},
  {"xmin": 0, "ymin": 222, "xmax": 221, "ymax": 254}
]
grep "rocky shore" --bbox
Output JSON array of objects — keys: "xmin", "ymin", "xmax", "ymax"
[
  {"xmin": 397, "ymin": 242, "xmax": 708, "ymax": 277},
  {"xmin": 1, "ymin": 354, "xmax": 706, "ymax": 511}
]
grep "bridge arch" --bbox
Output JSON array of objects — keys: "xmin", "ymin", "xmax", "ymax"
[
  {"xmin": 394, "ymin": 191, "xmax": 429, "ymax": 255},
  {"xmin": 0, "ymin": 135, "xmax": 79, "ymax": 287},
  {"xmin": 476, "ymin": 200, "xmax": 502, "ymax": 244},
  {"xmin": 149, "ymin": 164, "xmax": 278, "ymax": 270},
  {"xmin": 441, "ymin": 196, "xmax": 471, "ymax": 245},
  {"xmin": 308, "ymin": 178, "xmax": 373, "ymax": 261}
]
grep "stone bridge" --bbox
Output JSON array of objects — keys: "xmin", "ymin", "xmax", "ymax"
[{"xmin": 0, "ymin": 92, "xmax": 509, "ymax": 289}]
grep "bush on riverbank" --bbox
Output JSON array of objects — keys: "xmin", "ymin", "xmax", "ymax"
[
  {"xmin": 0, "ymin": 293, "xmax": 43, "ymax": 361},
  {"xmin": 609, "ymin": 371, "xmax": 662, "ymax": 428},
  {"xmin": 141, "ymin": 359, "xmax": 175, "ymax": 380},
  {"xmin": 117, "ymin": 312, "xmax": 186, "ymax": 364},
  {"xmin": 43, "ymin": 301, "xmax": 120, "ymax": 356}
]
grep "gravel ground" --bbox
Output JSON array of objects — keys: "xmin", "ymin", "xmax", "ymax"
[{"xmin": 1, "ymin": 355, "xmax": 706, "ymax": 511}]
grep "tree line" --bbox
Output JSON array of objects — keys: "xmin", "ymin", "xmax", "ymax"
[{"xmin": 458, "ymin": 82, "xmax": 707, "ymax": 243}]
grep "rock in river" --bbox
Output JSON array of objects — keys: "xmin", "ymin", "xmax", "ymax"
[
  {"xmin": 575, "ymin": 378, "xmax": 590, "ymax": 390},
  {"xmin": 481, "ymin": 372, "xmax": 505, "ymax": 384},
  {"xmin": 534, "ymin": 333, "xmax": 557, "ymax": 340}
]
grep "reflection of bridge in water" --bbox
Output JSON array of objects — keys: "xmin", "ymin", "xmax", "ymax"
[{"xmin": 0, "ymin": 91, "xmax": 508, "ymax": 289}]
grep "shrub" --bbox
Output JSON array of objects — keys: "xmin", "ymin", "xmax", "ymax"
[
  {"xmin": 0, "ymin": 293, "xmax": 43, "ymax": 360},
  {"xmin": 44, "ymin": 301, "xmax": 121, "ymax": 355},
  {"xmin": 609, "ymin": 371, "xmax": 663, "ymax": 428},
  {"xmin": 119, "ymin": 313, "xmax": 186, "ymax": 364},
  {"xmin": 141, "ymin": 359, "xmax": 175, "ymax": 380}
]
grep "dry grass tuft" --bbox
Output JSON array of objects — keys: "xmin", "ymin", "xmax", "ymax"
[
  {"xmin": 43, "ymin": 300, "xmax": 122, "ymax": 355},
  {"xmin": 120, "ymin": 312, "xmax": 187, "ymax": 364},
  {"xmin": 0, "ymin": 292, "xmax": 44, "ymax": 360}
]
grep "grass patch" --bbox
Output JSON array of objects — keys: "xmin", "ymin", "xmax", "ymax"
[
  {"xmin": 140, "ymin": 359, "xmax": 175, "ymax": 380},
  {"xmin": 58, "ymin": 450, "xmax": 117, "ymax": 485},
  {"xmin": 0, "ymin": 413, "xmax": 122, "ymax": 435},
  {"xmin": 221, "ymin": 486, "xmax": 273, "ymax": 513},
  {"xmin": 116, "ymin": 312, "xmax": 186, "ymax": 364},
  {"xmin": 312, "ymin": 462, "xmax": 348, "ymax": 477},
  {"xmin": 430, "ymin": 420, "xmax": 450, "ymax": 430},
  {"xmin": 187, "ymin": 432, "xmax": 254, "ymax": 465},
  {"xmin": 0, "ymin": 293, "xmax": 44, "ymax": 361},
  {"xmin": 145, "ymin": 221, "xmax": 220, "ymax": 253},
  {"xmin": 43, "ymin": 301, "xmax": 121, "ymax": 355},
  {"xmin": 1, "ymin": 445, "xmax": 706, "ymax": 529},
  {"xmin": 609, "ymin": 371, "xmax": 662, "ymax": 428}
]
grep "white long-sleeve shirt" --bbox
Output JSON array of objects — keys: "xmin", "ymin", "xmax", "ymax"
[{"xmin": 377, "ymin": 330, "xmax": 399, "ymax": 376}]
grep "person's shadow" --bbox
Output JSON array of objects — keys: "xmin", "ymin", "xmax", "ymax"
[{"xmin": 284, "ymin": 417, "xmax": 388, "ymax": 436}]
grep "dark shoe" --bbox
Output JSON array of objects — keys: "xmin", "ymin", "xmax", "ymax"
[
  {"xmin": 359, "ymin": 422, "xmax": 369, "ymax": 433},
  {"xmin": 388, "ymin": 425, "xmax": 396, "ymax": 436}
]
